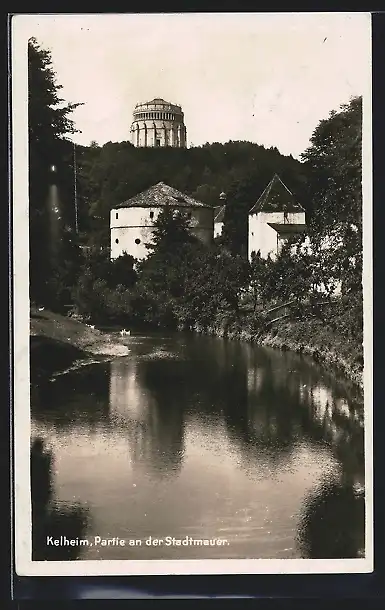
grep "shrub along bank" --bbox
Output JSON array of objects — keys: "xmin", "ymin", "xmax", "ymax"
[
  {"xmin": 68, "ymin": 207, "xmax": 363, "ymax": 393},
  {"xmin": 192, "ymin": 311, "xmax": 364, "ymax": 393}
]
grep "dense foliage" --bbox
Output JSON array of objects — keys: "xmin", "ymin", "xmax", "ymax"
[
  {"xmin": 28, "ymin": 37, "xmax": 82, "ymax": 306},
  {"xmin": 74, "ymin": 140, "xmax": 307, "ymax": 250},
  {"xmin": 301, "ymin": 96, "xmax": 363, "ymax": 299},
  {"xmin": 29, "ymin": 38, "xmax": 363, "ymax": 365},
  {"xmin": 72, "ymin": 209, "xmax": 249, "ymax": 330},
  {"xmin": 73, "ymin": 96, "xmax": 363, "ymax": 356}
]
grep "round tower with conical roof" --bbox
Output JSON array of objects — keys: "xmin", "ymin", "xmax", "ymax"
[{"xmin": 130, "ymin": 98, "xmax": 187, "ymax": 148}]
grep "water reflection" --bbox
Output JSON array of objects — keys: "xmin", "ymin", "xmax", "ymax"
[
  {"xmin": 109, "ymin": 359, "xmax": 185, "ymax": 478},
  {"xmin": 298, "ymin": 475, "xmax": 365, "ymax": 559},
  {"xmin": 30, "ymin": 334, "xmax": 365, "ymax": 560},
  {"xmin": 31, "ymin": 363, "xmax": 111, "ymax": 431},
  {"xmin": 31, "ymin": 437, "xmax": 90, "ymax": 560}
]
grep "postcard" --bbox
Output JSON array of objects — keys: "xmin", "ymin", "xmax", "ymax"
[{"xmin": 12, "ymin": 11, "xmax": 373, "ymax": 576}]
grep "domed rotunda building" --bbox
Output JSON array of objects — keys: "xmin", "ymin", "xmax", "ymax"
[{"xmin": 130, "ymin": 98, "xmax": 187, "ymax": 148}]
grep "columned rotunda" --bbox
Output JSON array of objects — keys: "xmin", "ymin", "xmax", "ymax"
[{"xmin": 130, "ymin": 98, "xmax": 187, "ymax": 148}]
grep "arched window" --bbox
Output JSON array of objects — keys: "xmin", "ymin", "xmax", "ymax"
[
  {"xmin": 115, "ymin": 238, "xmax": 119, "ymax": 244},
  {"xmin": 115, "ymin": 212, "xmax": 118, "ymax": 219},
  {"xmin": 150, "ymin": 211, "xmax": 154, "ymax": 219}
]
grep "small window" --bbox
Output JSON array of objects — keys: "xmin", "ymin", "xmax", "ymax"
[
  {"xmin": 115, "ymin": 238, "xmax": 119, "ymax": 244},
  {"xmin": 187, "ymin": 211, "xmax": 192, "ymax": 219},
  {"xmin": 150, "ymin": 211, "xmax": 154, "ymax": 219},
  {"xmin": 135, "ymin": 238, "xmax": 141, "ymax": 245},
  {"xmin": 116, "ymin": 212, "xmax": 119, "ymax": 219}
]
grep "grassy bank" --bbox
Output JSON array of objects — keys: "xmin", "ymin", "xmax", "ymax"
[
  {"xmin": 193, "ymin": 313, "xmax": 364, "ymax": 394},
  {"xmin": 30, "ymin": 307, "xmax": 131, "ymax": 382}
]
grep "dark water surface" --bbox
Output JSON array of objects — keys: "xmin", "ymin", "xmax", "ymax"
[{"xmin": 31, "ymin": 333, "xmax": 365, "ymax": 561}]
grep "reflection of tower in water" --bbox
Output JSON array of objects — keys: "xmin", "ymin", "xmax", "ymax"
[
  {"xmin": 109, "ymin": 359, "xmax": 149, "ymax": 423},
  {"xmin": 109, "ymin": 359, "xmax": 185, "ymax": 478}
]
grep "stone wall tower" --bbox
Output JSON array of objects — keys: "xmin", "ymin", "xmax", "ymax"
[{"xmin": 130, "ymin": 98, "xmax": 187, "ymax": 148}]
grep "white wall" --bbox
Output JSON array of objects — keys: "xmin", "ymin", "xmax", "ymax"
[
  {"xmin": 110, "ymin": 206, "xmax": 213, "ymax": 260},
  {"xmin": 214, "ymin": 220, "xmax": 223, "ymax": 239},
  {"xmin": 248, "ymin": 211, "xmax": 306, "ymax": 260},
  {"xmin": 248, "ymin": 212, "xmax": 280, "ymax": 260},
  {"xmin": 131, "ymin": 120, "xmax": 187, "ymax": 148}
]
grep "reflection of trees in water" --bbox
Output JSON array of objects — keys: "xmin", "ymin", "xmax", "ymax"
[
  {"xmin": 31, "ymin": 437, "xmax": 89, "ymax": 560},
  {"xmin": 129, "ymin": 337, "xmax": 364, "ymax": 484},
  {"xmin": 30, "ymin": 335, "xmax": 365, "ymax": 538},
  {"xmin": 132, "ymin": 360, "xmax": 186, "ymax": 479},
  {"xmin": 176, "ymin": 338, "xmax": 251, "ymax": 420},
  {"xmin": 242, "ymin": 345, "xmax": 364, "ymax": 482},
  {"xmin": 31, "ymin": 364, "xmax": 111, "ymax": 431},
  {"xmin": 297, "ymin": 474, "xmax": 365, "ymax": 558}
]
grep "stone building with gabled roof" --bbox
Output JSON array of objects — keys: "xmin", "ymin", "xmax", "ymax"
[
  {"xmin": 248, "ymin": 174, "xmax": 307, "ymax": 260},
  {"xmin": 110, "ymin": 182, "xmax": 214, "ymax": 260}
]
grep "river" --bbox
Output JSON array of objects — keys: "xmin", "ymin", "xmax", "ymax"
[{"xmin": 30, "ymin": 332, "xmax": 365, "ymax": 561}]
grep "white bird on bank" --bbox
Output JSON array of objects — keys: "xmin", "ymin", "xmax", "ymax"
[
  {"xmin": 120, "ymin": 329, "xmax": 130, "ymax": 336},
  {"xmin": 90, "ymin": 325, "xmax": 95, "ymax": 330}
]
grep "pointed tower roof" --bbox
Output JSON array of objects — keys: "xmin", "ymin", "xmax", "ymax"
[
  {"xmin": 116, "ymin": 182, "xmax": 212, "ymax": 209},
  {"xmin": 249, "ymin": 174, "xmax": 305, "ymax": 214}
]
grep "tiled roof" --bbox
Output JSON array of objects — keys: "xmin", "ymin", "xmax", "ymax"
[
  {"xmin": 214, "ymin": 205, "xmax": 226, "ymax": 223},
  {"xmin": 249, "ymin": 174, "xmax": 305, "ymax": 214},
  {"xmin": 116, "ymin": 182, "xmax": 212, "ymax": 209},
  {"xmin": 267, "ymin": 222, "xmax": 307, "ymax": 234}
]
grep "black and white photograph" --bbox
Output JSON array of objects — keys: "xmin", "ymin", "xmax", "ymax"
[{"xmin": 12, "ymin": 12, "xmax": 373, "ymax": 575}]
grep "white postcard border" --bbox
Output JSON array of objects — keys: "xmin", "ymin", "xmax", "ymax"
[{"xmin": 12, "ymin": 12, "xmax": 374, "ymax": 577}]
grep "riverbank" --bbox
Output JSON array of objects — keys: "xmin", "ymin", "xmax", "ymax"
[
  {"xmin": 30, "ymin": 307, "xmax": 363, "ymax": 395},
  {"xmin": 193, "ymin": 315, "xmax": 364, "ymax": 394},
  {"xmin": 30, "ymin": 307, "xmax": 130, "ymax": 382}
]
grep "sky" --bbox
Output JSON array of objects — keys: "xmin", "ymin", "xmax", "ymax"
[{"xmin": 13, "ymin": 12, "xmax": 371, "ymax": 159}]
